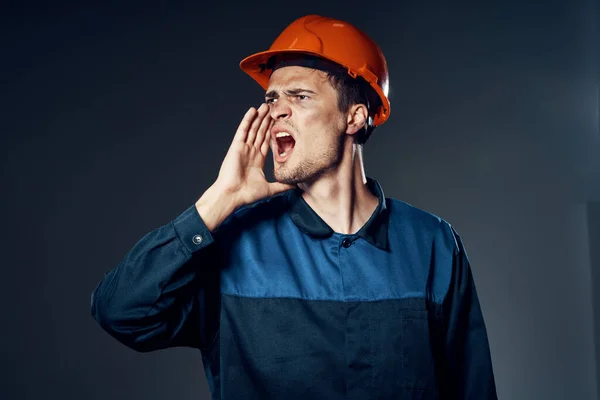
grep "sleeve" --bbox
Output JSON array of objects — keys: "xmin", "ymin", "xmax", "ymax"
[
  {"xmin": 90, "ymin": 204, "xmax": 222, "ymax": 353},
  {"xmin": 438, "ymin": 226, "xmax": 498, "ymax": 399}
]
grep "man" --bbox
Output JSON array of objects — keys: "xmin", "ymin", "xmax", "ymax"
[{"xmin": 91, "ymin": 14, "xmax": 497, "ymax": 399}]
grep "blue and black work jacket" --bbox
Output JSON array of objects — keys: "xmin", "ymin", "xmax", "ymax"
[{"xmin": 91, "ymin": 178, "xmax": 497, "ymax": 399}]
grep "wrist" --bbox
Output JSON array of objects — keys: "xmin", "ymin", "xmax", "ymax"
[{"xmin": 195, "ymin": 184, "xmax": 238, "ymax": 232}]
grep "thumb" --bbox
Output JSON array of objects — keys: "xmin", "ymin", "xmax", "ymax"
[{"xmin": 268, "ymin": 182, "xmax": 296, "ymax": 196}]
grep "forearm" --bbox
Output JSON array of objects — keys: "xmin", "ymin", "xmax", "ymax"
[{"xmin": 90, "ymin": 203, "xmax": 218, "ymax": 351}]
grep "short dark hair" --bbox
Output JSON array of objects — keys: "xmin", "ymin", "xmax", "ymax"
[{"xmin": 325, "ymin": 71, "xmax": 380, "ymax": 145}]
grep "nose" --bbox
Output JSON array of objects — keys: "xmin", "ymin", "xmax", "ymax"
[{"xmin": 269, "ymin": 99, "xmax": 291, "ymax": 120}]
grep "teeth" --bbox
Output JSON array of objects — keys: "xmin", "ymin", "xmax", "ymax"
[
  {"xmin": 276, "ymin": 132, "xmax": 291, "ymax": 138},
  {"xmin": 280, "ymin": 151, "xmax": 288, "ymax": 157}
]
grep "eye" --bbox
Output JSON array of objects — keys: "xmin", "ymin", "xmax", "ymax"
[
  {"xmin": 295, "ymin": 95, "xmax": 309, "ymax": 100},
  {"xmin": 266, "ymin": 98, "xmax": 276, "ymax": 104}
]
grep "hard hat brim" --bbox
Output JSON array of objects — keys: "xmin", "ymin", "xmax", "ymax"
[{"xmin": 240, "ymin": 48, "xmax": 390, "ymax": 126}]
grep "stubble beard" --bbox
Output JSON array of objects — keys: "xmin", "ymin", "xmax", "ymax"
[
  {"xmin": 274, "ymin": 158, "xmax": 323, "ymax": 185},
  {"xmin": 274, "ymin": 115, "xmax": 347, "ymax": 185},
  {"xmin": 273, "ymin": 138, "xmax": 344, "ymax": 185}
]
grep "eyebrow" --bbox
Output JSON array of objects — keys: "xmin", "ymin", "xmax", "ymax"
[{"xmin": 265, "ymin": 88, "xmax": 317, "ymax": 98}]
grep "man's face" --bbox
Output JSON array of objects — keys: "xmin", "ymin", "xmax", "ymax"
[{"xmin": 266, "ymin": 65, "xmax": 346, "ymax": 185}]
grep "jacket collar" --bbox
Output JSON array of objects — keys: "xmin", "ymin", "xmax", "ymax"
[{"xmin": 286, "ymin": 177, "xmax": 389, "ymax": 250}]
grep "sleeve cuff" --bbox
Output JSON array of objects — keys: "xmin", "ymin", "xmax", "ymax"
[{"xmin": 172, "ymin": 204, "xmax": 215, "ymax": 254}]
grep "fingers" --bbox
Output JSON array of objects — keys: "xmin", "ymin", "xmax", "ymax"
[
  {"xmin": 260, "ymin": 117, "xmax": 275, "ymax": 157},
  {"xmin": 246, "ymin": 104, "xmax": 268, "ymax": 145},
  {"xmin": 233, "ymin": 107, "xmax": 258, "ymax": 144},
  {"xmin": 254, "ymin": 107, "xmax": 272, "ymax": 150}
]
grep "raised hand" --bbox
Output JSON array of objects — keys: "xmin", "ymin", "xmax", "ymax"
[{"xmin": 195, "ymin": 104, "xmax": 295, "ymax": 231}]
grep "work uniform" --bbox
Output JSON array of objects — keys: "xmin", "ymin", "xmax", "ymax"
[{"xmin": 91, "ymin": 178, "xmax": 497, "ymax": 399}]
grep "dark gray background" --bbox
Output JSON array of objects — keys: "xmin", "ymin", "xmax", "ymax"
[{"xmin": 1, "ymin": 1, "xmax": 598, "ymax": 399}]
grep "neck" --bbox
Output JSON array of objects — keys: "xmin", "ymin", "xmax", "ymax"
[{"xmin": 297, "ymin": 140, "xmax": 379, "ymax": 234}]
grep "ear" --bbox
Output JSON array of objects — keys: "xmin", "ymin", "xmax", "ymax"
[{"xmin": 345, "ymin": 104, "xmax": 368, "ymax": 136}]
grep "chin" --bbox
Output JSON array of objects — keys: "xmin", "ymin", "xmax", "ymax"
[
  {"xmin": 273, "ymin": 170, "xmax": 299, "ymax": 185},
  {"xmin": 275, "ymin": 167, "xmax": 325, "ymax": 186},
  {"xmin": 273, "ymin": 152, "xmax": 334, "ymax": 185},
  {"xmin": 273, "ymin": 165, "xmax": 302, "ymax": 185}
]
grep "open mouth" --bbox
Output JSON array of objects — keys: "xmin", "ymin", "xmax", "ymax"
[{"xmin": 275, "ymin": 132, "xmax": 296, "ymax": 160}]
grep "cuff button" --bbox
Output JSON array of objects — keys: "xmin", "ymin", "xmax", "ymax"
[{"xmin": 192, "ymin": 234, "xmax": 203, "ymax": 245}]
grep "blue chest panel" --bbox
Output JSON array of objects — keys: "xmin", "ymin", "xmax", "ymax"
[{"xmin": 217, "ymin": 199, "xmax": 453, "ymax": 303}]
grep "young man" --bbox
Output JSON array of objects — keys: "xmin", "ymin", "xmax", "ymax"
[{"xmin": 91, "ymin": 15, "xmax": 497, "ymax": 399}]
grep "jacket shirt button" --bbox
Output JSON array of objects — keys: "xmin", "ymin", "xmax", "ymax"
[
  {"xmin": 192, "ymin": 234, "xmax": 203, "ymax": 245},
  {"xmin": 341, "ymin": 238, "xmax": 352, "ymax": 248}
]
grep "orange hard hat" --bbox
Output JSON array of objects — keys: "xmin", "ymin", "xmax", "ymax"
[{"xmin": 240, "ymin": 15, "xmax": 390, "ymax": 126}]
